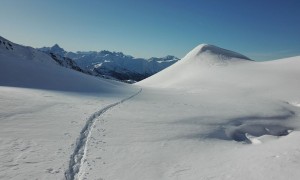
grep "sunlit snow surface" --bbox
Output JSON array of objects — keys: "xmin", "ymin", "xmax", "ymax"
[{"xmin": 1, "ymin": 41, "xmax": 300, "ymax": 180}]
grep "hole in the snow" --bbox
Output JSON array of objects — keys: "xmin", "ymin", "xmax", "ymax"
[{"xmin": 225, "ymin": 124, "xmax": 293, "ymax": 144}]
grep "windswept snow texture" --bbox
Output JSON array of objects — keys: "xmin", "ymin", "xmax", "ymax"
[{"xmin": 1, "ymin": 39, "xmax": 300, "ymax": 180}]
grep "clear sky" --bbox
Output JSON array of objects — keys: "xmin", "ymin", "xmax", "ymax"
[{"xmin": 0, "ymin": 0, "xmax": 300, "ymax": 60}]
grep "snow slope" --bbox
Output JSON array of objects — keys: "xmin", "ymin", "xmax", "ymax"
[{"xmin": 77, "ymin": 45, "xmax": 300, "ymax": 180}]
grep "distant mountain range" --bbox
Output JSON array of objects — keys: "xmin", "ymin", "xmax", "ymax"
[{"xmin": 38, "ymin": 44, "xmax": 179, "ymax": 83}]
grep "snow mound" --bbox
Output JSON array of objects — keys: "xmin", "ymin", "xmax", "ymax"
[{"xmin": 138, "ymin": 44, "xmax": 254, "ymax": 88}]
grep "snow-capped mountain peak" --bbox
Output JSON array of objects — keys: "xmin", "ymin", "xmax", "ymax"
[
  {"xmin": 148, "ymin": 55, "xmax": 179, "ymax": 62},
  {"xmin": 38, "ymin": 44, "xmax": 66, "ymax": 57},
  {"xmin": 51, "ymin": 44, "xmax": 64, "ymax": 51},
  {"xmin": 38, "ymin": 45, "xmax": 179, "ymax": 82}
]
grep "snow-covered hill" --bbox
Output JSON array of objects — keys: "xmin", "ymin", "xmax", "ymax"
[
  {"xmin": 38, "ymin": 45, "xmax": 179, "ymax": 82},
  {"xmin": 138, "ymin": 44, "xmax": 254, "ymax": 87}
]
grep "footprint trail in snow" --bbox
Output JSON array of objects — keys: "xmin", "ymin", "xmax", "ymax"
[{"xmin": 65, "ymin": 88, "xmax": 142, "ymax": 180}]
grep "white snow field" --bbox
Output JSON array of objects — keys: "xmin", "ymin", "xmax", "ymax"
[
  {"xmin": 1, "ymin": 38, "xmax": 300, "ymax": 180},
  {"xmin": 81, "ymin": 45, "xmax": 300, "ymax": 180}
]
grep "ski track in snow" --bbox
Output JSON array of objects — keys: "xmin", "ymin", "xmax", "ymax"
[{"xmin": 65, "ymin": 88, "xmax": 142, "ymax": 180}]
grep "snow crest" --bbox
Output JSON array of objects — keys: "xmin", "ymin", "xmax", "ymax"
[{"xmin": 185, "ymin": 44, "xmax": 251, "ymax": 61}]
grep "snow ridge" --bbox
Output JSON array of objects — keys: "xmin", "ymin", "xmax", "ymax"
[
  {"xmin": 184, "ymin": 44, "xmax": 252, "ymax": 61},
  {"xmin": 65, "ymin": 88, "xmax": 142, "ymax": 180}
]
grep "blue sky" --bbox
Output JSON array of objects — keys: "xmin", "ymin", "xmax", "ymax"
[{"xmin": 0, "ymin": 0, "xmax": 300, "ymax": 60}]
